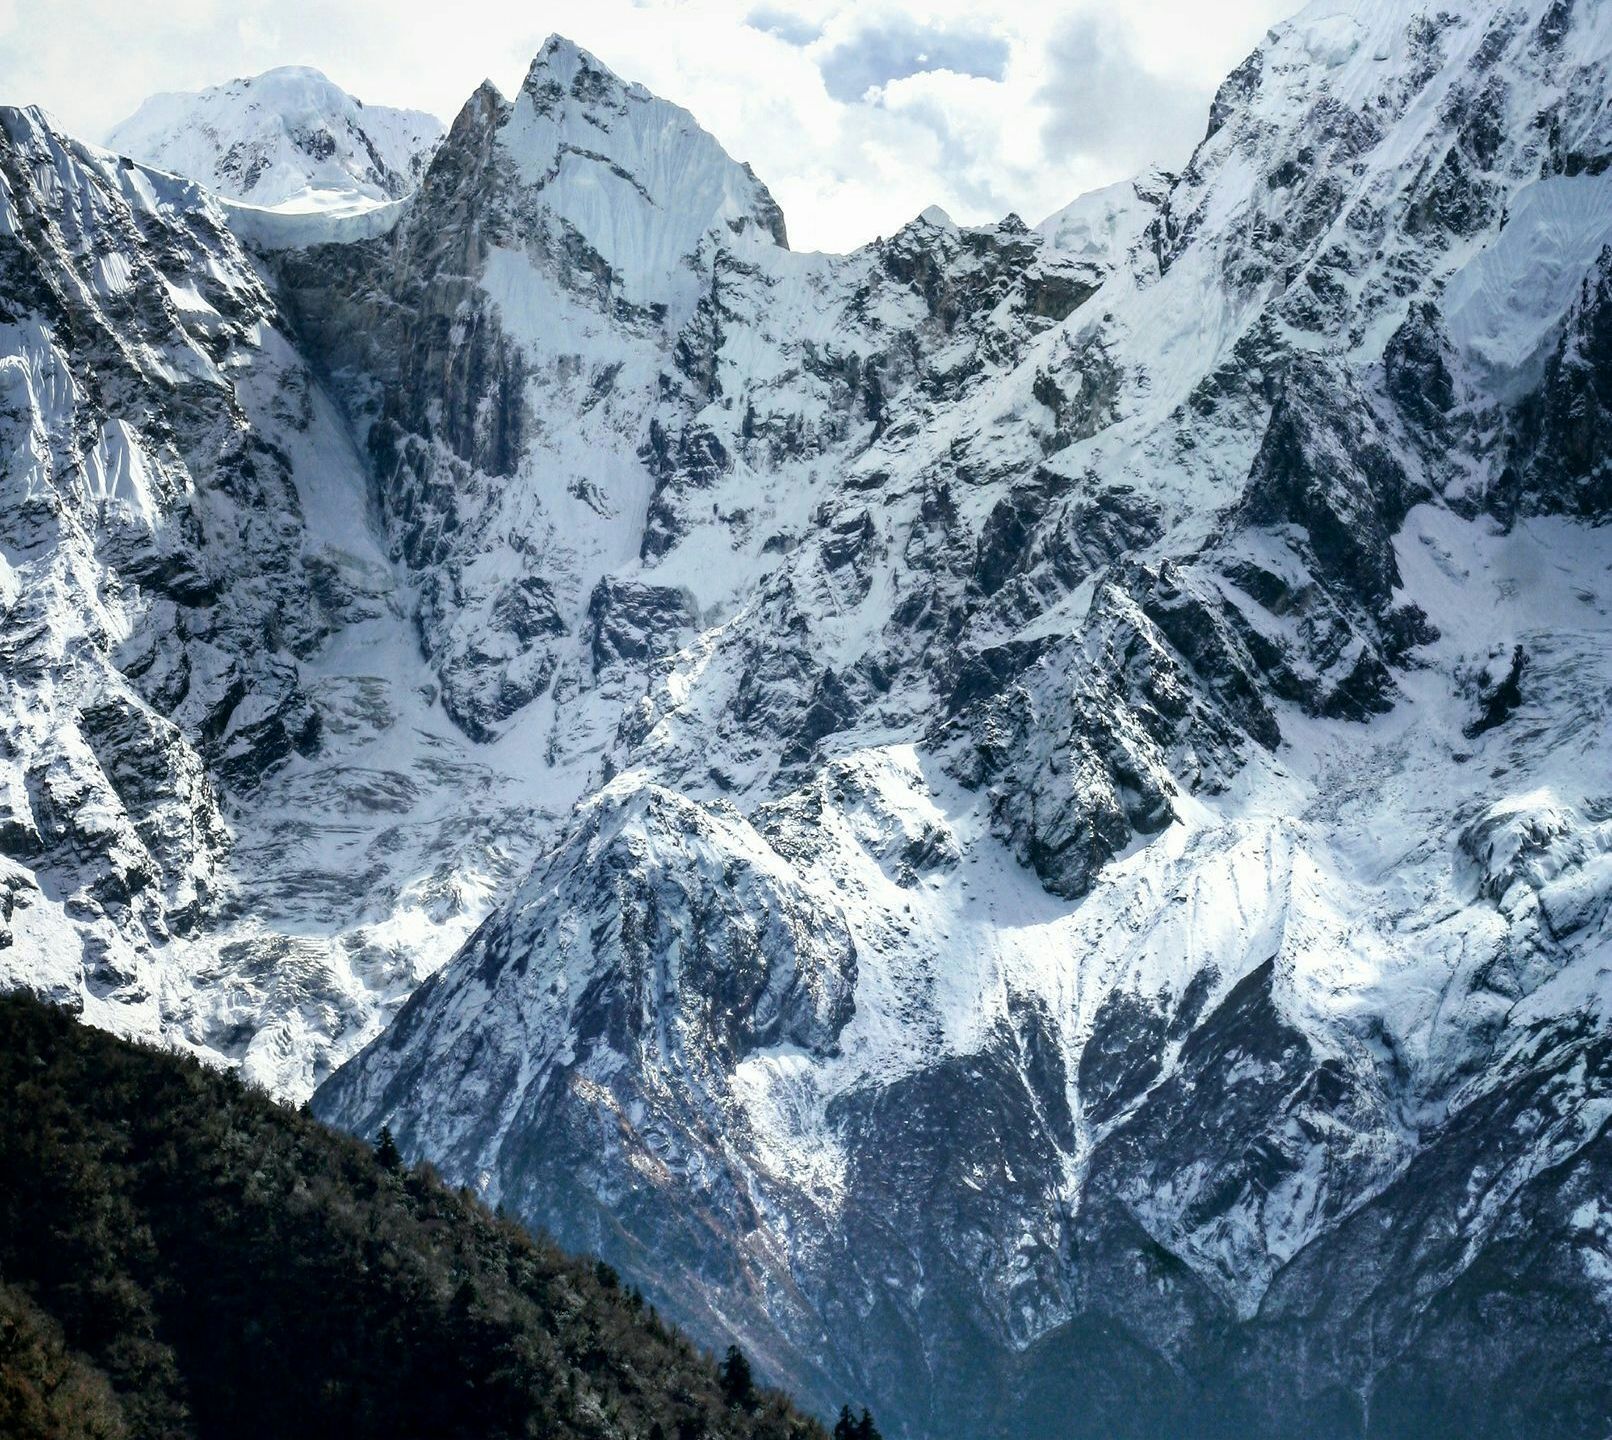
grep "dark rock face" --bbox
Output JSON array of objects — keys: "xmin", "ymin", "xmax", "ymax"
[
  {"xmin": 281, "ymin": 81, "xmax": 559, "ymax": 735},
  {"xmin": 1241, "ymin": 365, "xmax": 1419, "ymax": 616},
  {"xmin": 1507, "ymin": 245, "xmax": 1612, "ymax": 519},
  {"xmin": 1384, "ymin": 301, "xmax": 1458, "ymax": 441},
  {"xmin": 1464, "ymin": 644, "xmax": 1528, "ymax": 738},
  {"xmin": 942, "ymin": 586, "xmax": 1225, "ymax": 900},
  {"xmin": 371, "ymin": 83, "xmax": 530, "ymax": 493}
]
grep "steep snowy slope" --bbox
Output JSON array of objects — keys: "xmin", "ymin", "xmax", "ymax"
[
  {"xmin": 0, "ymin": 107, "xmax": 558, "ymax": 1096},
  {"xmin": 1036, "ymin": 165, "xmax": 1170, "ymax": 266},
  {"xmin": 309, "ymin": 5, "xmax": 1612, "ymax": 1437},
  {"xmin": 107, "ymin": 67, "xmax": 442, "ymax": 212},
  {"xmin": 269, "ymin": 37, "xmax": 803, "ymax": 744}
]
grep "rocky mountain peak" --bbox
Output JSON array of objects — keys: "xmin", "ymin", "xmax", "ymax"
[
  {"xmin": 497, "ymin": 32, "xmax": 788, "ymax": 302},
  {"xmin": 520, "ymin": 34, "xmax": 631, "ymax": 104},
  {"xmin": 105, "ymin": 64, "xmax": 443, "ymax": 211}
]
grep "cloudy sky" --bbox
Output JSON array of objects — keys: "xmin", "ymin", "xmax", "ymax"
[{"xmin": 1, "ymin": 0, "xmax": 1296, "ymax": 252}]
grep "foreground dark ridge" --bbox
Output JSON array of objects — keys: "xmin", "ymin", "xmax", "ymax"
[{"xmin": 0, "ymin": 992, "xmax": 827, "ymax": 1440}]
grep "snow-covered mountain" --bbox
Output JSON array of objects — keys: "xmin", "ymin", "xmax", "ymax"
[
  {"xmin": 0, "ymin": 102, "xmax": 558, "ymax": 1097},
  {"xmin": 5, "ymin": 4, "xmax": 1612, "ymax": 1436},
  {"xmin": 106, "ymin": 66, "xmax": 442, "ymax": 212}
]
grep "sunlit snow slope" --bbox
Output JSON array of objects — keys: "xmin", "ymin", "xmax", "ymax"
[{"xmin": 106, "ymin": 66, "xmax": 442, "ymax": 213}]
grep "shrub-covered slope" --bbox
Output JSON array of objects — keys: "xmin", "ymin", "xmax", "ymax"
[{"xmin": 0, "ymin": 991, "xmax": 826, "ymax": 1440}]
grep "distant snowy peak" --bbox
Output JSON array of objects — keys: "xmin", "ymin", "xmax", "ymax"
[
  {"xmin": 492, "ymin": 34, "xmax": 788, "ymax": 304},
  {"xmin": 106, "ymin": 66, "xmax": 443, "ymax": 211}
]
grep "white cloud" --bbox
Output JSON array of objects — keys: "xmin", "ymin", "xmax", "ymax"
[
  {"xmin": 1038, "ymin": 14, "xmax": 1213, "ymax": 175},
  {"xmin": 815, "ymin": 17, "xmax": 1010, "ymax": 102},
  {"xmin": 0, "ymin": 0, "xmax": 1297, "ymax": 252}
]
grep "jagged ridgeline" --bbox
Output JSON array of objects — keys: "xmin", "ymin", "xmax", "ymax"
[
  {"xmin": 0, "ymin": 991, "xmax": 828, "ymax": 1440},
  {"xmin": 4, "ymin": 2, "xmax": 1612, "ymax": 1439}
]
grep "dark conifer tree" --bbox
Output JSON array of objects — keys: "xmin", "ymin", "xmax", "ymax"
[
  {"xmin": 374, "ymin": 1125, "xmax": 402, "ymax": 1171},
  {"xmin": 719, "ymin": 1345, "xmax": 754, "ymax": 1408}
]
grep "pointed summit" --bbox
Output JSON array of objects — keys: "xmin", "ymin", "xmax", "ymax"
[
  {"xmin": 521, "ymin": 34, "xmax": 623, "ymax": 97},
  {"xmin": 482, "ymin": 35, "xmax": 787, "ymax": 305}
]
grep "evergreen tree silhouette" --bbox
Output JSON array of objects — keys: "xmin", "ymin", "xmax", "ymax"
[
  {"xmin": 374, "ymin": 1125, "xmax": 402, "ymax": 1171},
  {"xmin": 719, "ymin": 1344, "xmax": 754, "ymax": 1408},
  {"xmin": 834, "ymin": 1403, "xmax": 881, "ymax": 1439}
]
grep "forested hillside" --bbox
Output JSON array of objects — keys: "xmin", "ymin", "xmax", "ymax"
[{"xmin": 0, "ymin": 992, "xmax": 828, "ymax": 1440}]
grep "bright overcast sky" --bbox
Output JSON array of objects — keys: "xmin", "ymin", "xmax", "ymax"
[{"xmin": 1, "ymin": 0, "xmax": 1296, "ymax": 253}]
